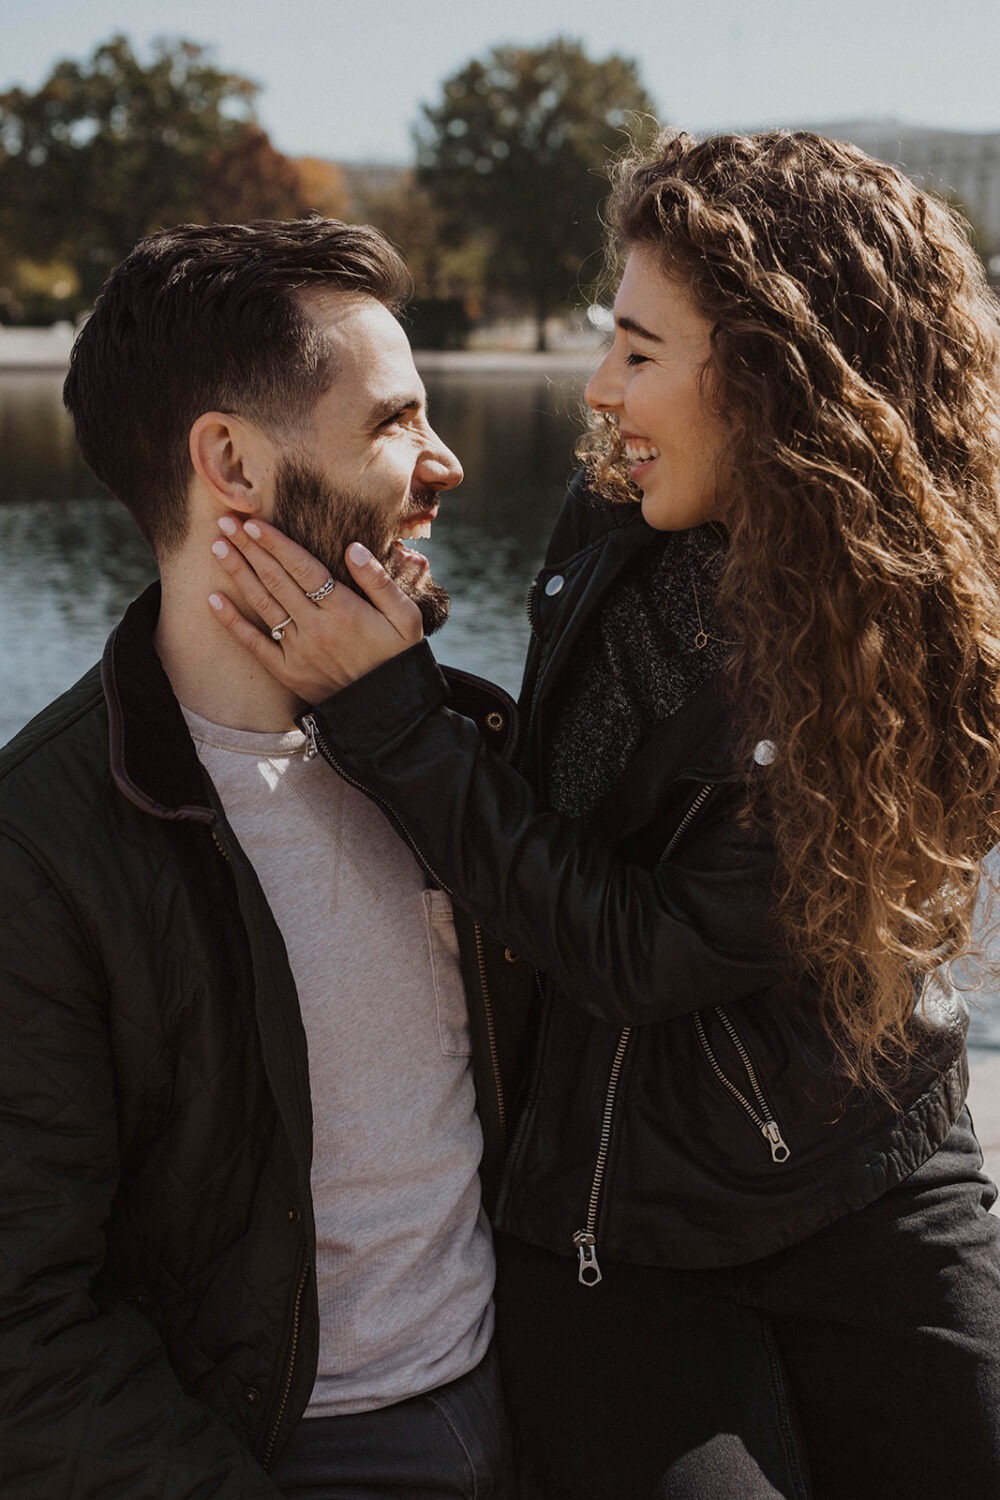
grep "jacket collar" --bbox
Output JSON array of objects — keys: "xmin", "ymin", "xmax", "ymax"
[
  {"xmin": 102, "ymin": 582, "xmax": 216, "ymax": 823},
  {"xmin": 102, "ymin": 583, "xmax": 521, "ymax": 820},
  {"xmin": 527, "ymin": 511, "xmax": 654, "ymax": 708},
  {"xmin": 526, "ymin": 511, "xmax": 742, "ymax": 786}
]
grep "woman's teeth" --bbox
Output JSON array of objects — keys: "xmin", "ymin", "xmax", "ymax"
[{"xmin": 624, "ymin": 442, "xmax": 660, "ymax": 464}]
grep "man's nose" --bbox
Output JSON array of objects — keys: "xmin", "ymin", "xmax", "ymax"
[
  {"xmin": 584, "ymin": 347, "xmax": 623, "ymax": 413},
  {"xmin": 418, "ymin": 432, "xmax": 464, "ymax": 491}
]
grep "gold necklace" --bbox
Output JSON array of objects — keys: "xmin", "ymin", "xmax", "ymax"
[{"xmin": 691, "ymin": 579, "xmax": 738, "ymax": 650}]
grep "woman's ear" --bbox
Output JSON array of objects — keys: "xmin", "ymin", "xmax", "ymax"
[{"xmin": 189, "ymin": 412, "xmax": 276, "ymax": 518}]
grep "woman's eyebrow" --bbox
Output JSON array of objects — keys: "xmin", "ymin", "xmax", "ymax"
[{"xmin": 616, "ymin": 314, "xmax": 663, "ymax": 343}]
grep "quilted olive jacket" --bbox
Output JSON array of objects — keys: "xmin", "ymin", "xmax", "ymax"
[{"xmin": 0, "ymin": 584, "xmax": 526, "ymax": 1498}]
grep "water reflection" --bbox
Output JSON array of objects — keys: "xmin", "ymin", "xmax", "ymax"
[
  {"xmin": 0, "ymin": 365, "xmax": 592, "ymax": 743},
  {"xmin": 0, "ymin": 372, "xmax": 102, "ymax": 504},
  {"xmin": 0, "ymin": 497, "xmax": 157, "ymax": 746}
]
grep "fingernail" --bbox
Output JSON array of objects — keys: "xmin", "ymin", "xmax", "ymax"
[
  {"xmin": 211, "ymin": 540, "xmax": 229, "ymax": 558},
  {"xmin": 217, "ymin": 516, "xmax": 237, "ymax": 535},
  {"xmin": 244, "ymin": 521, "xmax": 262, "ymax": 539},
  {"xmin": 208, "ymin": 593, "xmax": 224, "ymax": 611},
  {"xmin": 348, "ymin": 542, "xmax": 371, "ymax": 565}
]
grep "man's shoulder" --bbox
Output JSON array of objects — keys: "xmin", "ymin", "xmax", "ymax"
[{"xmin": 0, "ymin": 661, "xmax": 109, "ymax": 833}]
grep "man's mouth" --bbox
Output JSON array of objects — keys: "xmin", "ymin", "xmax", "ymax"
[
  {"xmin": 397, "ymin": 516, "xmax": 434, "ymax": 541},
  {"xmin": 395, "ymin": 493, "xmax": 440, "ymax": 543}
]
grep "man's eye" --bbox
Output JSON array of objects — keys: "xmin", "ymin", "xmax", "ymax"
[{"xmin": 380, "ymin": 411, "xmax": 407, "ymax": 428}]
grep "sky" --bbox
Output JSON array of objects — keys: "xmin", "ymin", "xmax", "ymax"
[{"xmin": 2, "ymin": 0, "xmax": 999, "ymax": 162}]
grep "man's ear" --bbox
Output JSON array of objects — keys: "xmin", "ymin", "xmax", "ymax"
[{"xmin": 189, "ymin": 412, "xmax": 276, "ymax": 519}]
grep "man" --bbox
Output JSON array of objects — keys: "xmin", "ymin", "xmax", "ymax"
[{"xmin": 0, "ymin": 219, "xmax": 526, "ymax": 1497}]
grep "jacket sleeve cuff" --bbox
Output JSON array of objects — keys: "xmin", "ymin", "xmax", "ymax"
[{"xmin": 303, "ymin": 640, "xmax": 450, "ymax": 759}]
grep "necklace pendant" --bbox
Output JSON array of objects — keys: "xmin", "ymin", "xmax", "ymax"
[{"xmin": 694, "ymin": 630, "xmax": 709, "ymax": 650}]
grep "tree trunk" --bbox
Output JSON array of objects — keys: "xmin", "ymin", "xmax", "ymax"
[{"xmin": 534, "ymin": 302, "xmax": 548, "ymax": 352}]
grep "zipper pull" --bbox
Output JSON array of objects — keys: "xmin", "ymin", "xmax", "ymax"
[
  {"xmin": 573, "ymin": 1230, "xmax": 603, "ymax": 1287},
  {"xmin": 301, "ymin": 714, "xmax": 319, "ymax": 760},
  {"xmin": 762, "ymin": 1120, "xmax": 790, "ymax": 1163}
]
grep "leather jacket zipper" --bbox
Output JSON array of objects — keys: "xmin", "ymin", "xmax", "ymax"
[
  {"xmin": 262, "ymin": 1255, "xmax": 309, "ymax": 1470},
  {"xmin": 301, "ymin": 714, "xmax": 454, "ymax": 896},
  {"xmin": 692, "ymin": 1007, "xmax": 791, "ymax": 1163},
  {"xmin": 573, "ymin": 1027, "xmax": 631, "ymax": 1286},
  {"xmin": 473, "ymin": 920, "xmax": 506, "ymax": 1144},
  {"xmin": 572, "ymin": 783, "xmax": 715, "ymax": 1287}
]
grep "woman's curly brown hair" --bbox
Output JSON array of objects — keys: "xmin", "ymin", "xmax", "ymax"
[{"xmin": 582, "ymin": 129, "xmax": 1000, "ymax": 1090}]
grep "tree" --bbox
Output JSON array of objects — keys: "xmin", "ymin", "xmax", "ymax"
[
  {"xmin": 0, "ymin": 35, "xmax": 306, "ymax": 304},
  {"xmin": 350, "ymin": 171, "xmax": 486, "ymax": 349},
  {"xmin": 294, "ymin": 156, "xmax": 351, "ymax": 221},
  {"xmin": 355, "ymin": 171, "xmax": 487, "ymax": 298},
  {"xmin": 415, "ymin": 38, "xmax": 658, "ymax": 350},
  {"xmin": 201, "ymin": 126, "xmax": 306, "ymax": 224}
]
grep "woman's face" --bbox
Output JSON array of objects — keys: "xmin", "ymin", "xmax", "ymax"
[{"xmin": 585, "ymin": 248, "xmax": 730, "ymax": 530}]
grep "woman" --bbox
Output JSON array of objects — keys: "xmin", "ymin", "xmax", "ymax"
[{"xmin": 209, "ymin": 131, "xmax": 1000, "ymax": 1498}]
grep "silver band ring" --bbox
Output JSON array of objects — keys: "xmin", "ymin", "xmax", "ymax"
[
  {"xmin": 306, "ymin": 578, "xmax": 336, "ymax": 603},
  {"xmin": 270, "ymin": 616, "xmax": 293, "ymax": 642}
]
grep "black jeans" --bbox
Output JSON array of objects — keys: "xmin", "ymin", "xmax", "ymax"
[
  {"xmin": 271, "ymin": 1345, "xmax": 513, "ymax": 1499},
  {"xmin": 495, "ymin": 1108, "xmax": 1000, "ymax": 1500}
]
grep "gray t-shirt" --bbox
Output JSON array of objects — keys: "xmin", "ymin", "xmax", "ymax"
[{"xmin": 183, "ymin": 708, "xmax": 494, "ymax": 1416}]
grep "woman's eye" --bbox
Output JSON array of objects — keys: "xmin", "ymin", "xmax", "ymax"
[{"xmin": 625, "ymin": 351, "xmax": 649, "ymax": 367}]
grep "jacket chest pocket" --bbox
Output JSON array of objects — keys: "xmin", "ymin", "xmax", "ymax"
[{"xmin": 422, "ymin": 889, "xmax": 473, "ymax": 1057}]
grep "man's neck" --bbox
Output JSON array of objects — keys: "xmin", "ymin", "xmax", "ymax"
[{"xmin": 155, "ymin": 552, "xmax": 305, "ymax": 733}]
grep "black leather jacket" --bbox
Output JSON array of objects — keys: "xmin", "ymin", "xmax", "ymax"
[
  {"xmin": 305, "ymin": 477, "xmax": 969, "ymax": 1279},
  {"xmin": 0, "ymin": 583, "xmax": 529, "ymax": 1497}
]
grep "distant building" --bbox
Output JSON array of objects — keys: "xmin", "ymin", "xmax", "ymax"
[{"xmin": 800, "ymin": 121, "xmax": 1000, "ymax": 264}]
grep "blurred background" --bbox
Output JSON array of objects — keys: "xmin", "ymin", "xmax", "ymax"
[
  {"xmin": 4, "ymin": 0, "xmax": 999, "ymax": 715},
  {"xmin": 1, "ymin": 0, "xmax": 998, "ymax": 1079}
]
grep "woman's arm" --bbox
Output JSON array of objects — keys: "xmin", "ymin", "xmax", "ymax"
[
  {"xmin": 305, "ymin": 643, "xmax": 780, "ymax": 1026},
  {"xmin": 208, "ymin": 522, "xmax": 783, "ymax": 1027}
]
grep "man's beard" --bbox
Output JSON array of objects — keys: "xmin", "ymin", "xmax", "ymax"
[{"xmin": 272, "ymin": 458, "xmax": 451, "ymax": 636}]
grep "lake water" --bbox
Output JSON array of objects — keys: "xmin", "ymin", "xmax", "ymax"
[
  {"xmin": 2, "ymin": 364, "xmax": 998, "ymax": 1046},
  {"xmin": 0, "ymin": 363, "xmax": 592, "ymax": 742}
]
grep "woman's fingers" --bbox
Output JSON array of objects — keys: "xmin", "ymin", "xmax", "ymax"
[
  {"xmin": 214, "ymin": 517, "xmax": 328, "ymax": 623},
  {"xmin": 208, "ymin": 590, "xmax": 288, "ymax": 666},
  {"xmin": 345, "ymin": 543, "xmax": 424, "ymax": 641},
  {"xmin": 210, "ymin": 534, "xmax": 294, "ymax": 632},
  {"xmin": 208, "ymin": 521, "xmax": 427, "ymax": 702},
  {"xmin": 228, "ymin": 517, "xmax": 332, "ymax": 596},
  {"xmin": 209, "ymin": 575, "xmax": 360, "ymax": 702}
]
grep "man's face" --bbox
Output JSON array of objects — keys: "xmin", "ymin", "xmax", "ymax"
[{"xmin": 268, "ymin": 294, "xmax": 463, "ymax": 634}]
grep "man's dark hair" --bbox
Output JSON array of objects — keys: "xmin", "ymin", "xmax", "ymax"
[{"xmin": 63, "ymin": 218, "xmax": 412, "ymax": 553}]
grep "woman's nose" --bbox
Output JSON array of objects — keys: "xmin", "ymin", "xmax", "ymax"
[{"xmin": 584, "ymin": 348, "xmax": 622, "ymax": 413}]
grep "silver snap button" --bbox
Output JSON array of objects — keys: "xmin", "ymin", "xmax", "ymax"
[
  {"xmin": 752, "ymin": 739, "xmax": 777, "ymax": 766},
  {"xmin": 544, "ymin": 575, "xmax": 565, "ymax": 596}
]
